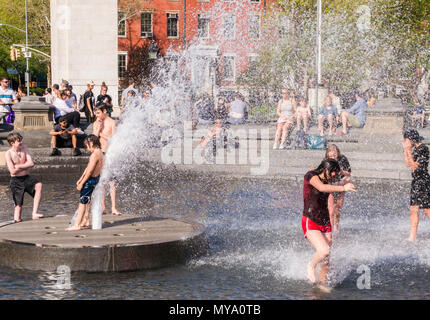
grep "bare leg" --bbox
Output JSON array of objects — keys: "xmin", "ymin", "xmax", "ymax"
[
  {"xmin": 306, "ymin": 231, "xmax": 331, "ymax": 284},
  {"xmin": 296, "ymin": 115, "xmax": 302, "ymax": 131},
  {"xmin": 66, "ymin": 203, "xmax": 86, "ymax": 231},
  {"xmin": 14, "ymin": 205, "xmax": 23, "ymax": 222},
  {"xmin": 303, "ymin": 115, "xmax": 309, "ymax": 133},
  {"xmin": 341, "ymin": 112, "xmax": 349, "ymax": 134},
  {"xmin": 328, "ymin": 115, "xmax": 334, "ymax": 135},
  {"xmin": 81, "ymin": 205, "xmax": 90, "ymax": 227},
  {"xmin": 72, "ymin": 135, "xmax": 77, "ymax": 149},
  {"xmin": 318, "ymin": 233, "xmax": 332, "ymax": 285},
  {"xmin": 408, "ymin": 205, "xmax": 419, "ymax": 242},
  {"xmin": 32, "ymin": 182, "xmax": 44, "ymax": 219},
  {"xmin": 318, "ymin": 115, "xmax": 325, "ymax": 136},
  {"xmin": 280, "ymin": 123, "xmax": 289, "ymax": 145},
  {"xmin": 102, "ymin": 186, "xmax": 107, "ymax": 215},
  {"xmin": 274, "ymin": 123, "xmax": 282, "ymax": 144},
  {"xmin": 51, "ymin": 135, "xmax": 57, "ymax": 148},
  {"xmin": 110, "ymin": 181, "xmax": 122, "ymax": 215}
]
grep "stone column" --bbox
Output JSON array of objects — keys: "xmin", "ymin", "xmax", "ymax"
[{"xmin": 50, "ymin": 0, "xmax": 119, "ymax": 115}]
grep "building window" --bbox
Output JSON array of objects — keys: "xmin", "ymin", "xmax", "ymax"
[
  {"xmin": 249, "ymin": 15, "xmax": 260, "ymax": 39},
  {"xmin": 224, "ymin": 15, "xmax": 235, "ymax": 39},
  {"xmin": 118, "ymin": 53, "xmax": 127, "ymax": 79},
  {"xmin": 141, "ymin": 12, "xmax": 153, "ymax": 38},
  {"xmin": 118, "ymin": 12, "xmax": 126, "ymax": 37},
  {"xmin": 223, "ymin": 56, "xmax": 235, "ymax": 81},
  {"xmin": 250, "ymin": 0, "xmax": 260, "ymax": 2},
  {"xmin": 167, "ymin": 13, "xmax": 179, "ymax": 38},
  {"xmin": 198, "ymin": 15, "xmax": 210, "ymax": 38}
]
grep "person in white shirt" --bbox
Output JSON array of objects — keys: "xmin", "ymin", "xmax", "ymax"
[
  {"xmin": 44, "ymin": 88, "xmax": 54, "ymax": 105},
  {"xmin": 54, "ymin": 90, "xmax": 82, "ymax": 132},
  {"xmin": 0, "ymin": 77, "xmax": 18, "ymax": 123}
]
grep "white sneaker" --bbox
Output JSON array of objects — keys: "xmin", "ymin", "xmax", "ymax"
[
  {"xmin": 279, "ymin": 143, "xmax": 285, "ymax": 149},
  {"xmin": 77, "ymin": 129, "xmax": 85, "ymax": 135},
  {"xmin": 273, "ymin": 142, "xmax": 279, "ymax": 150}
]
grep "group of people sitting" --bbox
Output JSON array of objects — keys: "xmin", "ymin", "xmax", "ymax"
[
  {"xmin": 194, "ymin": 92, "xmax": 248, "ymax": 127},
  {"xmin": 43, "ymin": 79, "xmax": 115, "ymax": 157},
  {"xmin": 273, "ymin": 89, "xmax": 370, "ymax": 150}
]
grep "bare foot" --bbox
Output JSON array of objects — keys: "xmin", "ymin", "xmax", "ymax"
[
  {"xmin": 307, "ymin": 262, "xmax": 316, "ymax": 283},
  {"xmin": 32, "ymin": 213, "xmax": 44, "ymax": 220},
  {"xmin": 66, "ymin": 225, "xmax": 81, "ymax": 231},
  {"xmin": 102, "ymin": 210, "xmax": 107, "ymax": 215},
  {"xmin": 112, "ymin": 210, "xmax": 122, "ymax": 216},
  {"xmin": 317, "ymin": 284, "xmax": 332, "ymax": 293},
  {"xmin": 407, "ymin": 236, "xmax": 416, "ymax": 242},
  {"xmin": 81, "ymin": 217, "xmax": 90, "ymax": 228},
  {"xmin": 14, "ymin": 219, "xmax": 22, "ymax": 223}
]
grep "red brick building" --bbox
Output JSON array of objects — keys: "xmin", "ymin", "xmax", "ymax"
[{"xmin": 118, "ymin": 0, "xmax": 272, "ymax": 92}]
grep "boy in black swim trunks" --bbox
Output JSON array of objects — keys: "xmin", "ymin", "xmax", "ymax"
[
  {"xmin": 5, "ymin": 133, "xmax": 44, "ymax": 222},
  {"xmin": 66, "ymin": 134, "xmax": 104, "ymax": 231}
]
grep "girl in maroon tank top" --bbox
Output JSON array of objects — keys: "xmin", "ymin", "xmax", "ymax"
[{"xmin": 302, "ymin": 159, "xmax": 356, "ymax": 290}]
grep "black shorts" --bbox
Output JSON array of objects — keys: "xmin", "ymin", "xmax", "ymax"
[
  {"xmin": 56, "ymin": 136, "xmax": 73, "ymax": 148},
  {"xmin": 10, "ymin": 175, "xmax": 40, "ymax": 207},
  {"xmin": 410, "ymin": 176, "xmax": 430, "ymax": 209}
]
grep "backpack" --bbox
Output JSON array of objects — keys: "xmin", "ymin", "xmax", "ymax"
[
  {"xmin": 307, "ymin": 135, "xmax": 327, "ymax": 150},
  {"xmin": 294, "ymin": 129, "xmax": 309, "ymax": 149},
  {"xmin": 78, "ymin": 94, "xmax": 86, "ymax": 112}
]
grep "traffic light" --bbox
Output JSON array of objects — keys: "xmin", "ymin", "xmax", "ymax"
[
  {"xmin": 16, "ymin": 48, "xmax": 21, "ymax": 59},
  {"xmin": 10, "ymin": 46, "xmax": 16, "ymax": 61}
]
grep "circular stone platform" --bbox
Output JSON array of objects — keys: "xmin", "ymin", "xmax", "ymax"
[{"xmin": 0, "ymin": 215, "xmax": 207, "ymax": 272}]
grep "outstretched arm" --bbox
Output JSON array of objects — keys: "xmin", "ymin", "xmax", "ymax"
[{"xmin": 310, "ymin": 175, "xmax": 356, "ymax": 193}]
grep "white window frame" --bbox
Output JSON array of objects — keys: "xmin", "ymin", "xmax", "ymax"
[
  {"xmin": 141, "ymin": 11, "xmax": 153, "ymax": 38},
  {"xmin": 118, "ymin": 51, "xmax": 128, "ymax": 79},
  {"xmin": 223, "ymin": 54, "xmax": 236, "ymax": 81},
  {"xmin": 223, "ymin": 14, "xmax": 236, "ymax": 40},
  {"xmin": 167, "ymin": 11, "xmax": 180, "ymax": 39},
  {"xmin": 118, "ymin": 11, "xmax": 126, "ymax": 38},
  {"xmin": 197, "ymin": 14, "xmax": 210, "ymax": 39}
]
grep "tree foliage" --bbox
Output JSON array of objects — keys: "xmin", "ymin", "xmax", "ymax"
[
  {"xmin": 0, "ymin": 0, "xmax": 50, "ymax": 86},
  {"xmin": 239, "ymin": 0, "xmax": 430, "ymax": 103}
]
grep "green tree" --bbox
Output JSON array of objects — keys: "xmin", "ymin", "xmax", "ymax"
[{"xmin": 0, "ymin": 0, "xmax": 50, "ymax": 88}]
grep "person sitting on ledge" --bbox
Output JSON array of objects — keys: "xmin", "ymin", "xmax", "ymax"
[
  {"xmin": 54, "ymin": 90, "xmax": 82, "ymax": 133},
  {"xmin": 50, "ymin": 116, "xmax": 82, "ymax": 156},
  {"xmin": 228, "ymin": 93, "xmax": 247, "ymax": 125},
  {"xmin": 66, "ymin": 134, "xmax": 103, "ymax": 231},
  {"xmin": 339, "ymin": 90, "xmax": 368, "ymax": 136}
]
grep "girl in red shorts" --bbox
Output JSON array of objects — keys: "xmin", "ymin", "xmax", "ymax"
[{"xmin": 302, "ymin": 159, "xmax": 356, "ymax": 288}]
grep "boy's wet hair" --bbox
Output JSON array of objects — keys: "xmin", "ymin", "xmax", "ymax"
[
  {"xmin": 7, "ymin": 132, "xmax": 23, "ymax": 145},
  {"xmin": 94, "ymin": 103, "xmax": 107, "ymax": 112},
  {"xmin": 84, "ymin": 134, "xmax": 101, "ymax": 149}
]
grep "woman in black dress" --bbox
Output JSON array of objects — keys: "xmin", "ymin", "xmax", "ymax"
[{"xmin": 403, "ymin": 129, "xmax": 430, "ymax": 242}]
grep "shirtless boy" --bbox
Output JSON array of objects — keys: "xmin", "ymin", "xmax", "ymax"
[
  {"xmin": 5, "ymin": 133, "xmax": 43, "ymax": 222},
  {"xmin": 66, "ymin": 134, "xmax": 103, "ymax": 231},
  {"xmin": 92, "ymin": 103, "xmax": 121, "ymax": 215}
]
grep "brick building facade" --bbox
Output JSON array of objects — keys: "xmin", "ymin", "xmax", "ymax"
[{"xmin": 118, "ymin": 0, "xmax": 272, "ymax": 94}]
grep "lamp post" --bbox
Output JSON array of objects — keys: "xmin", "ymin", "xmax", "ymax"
[
  {"xmin": 24, "ymin": 0, "xmax": 30, "ymax": 96},
  {"xmin": 314, "ymin": 0, "xmax": 322, "ymax": 118}
]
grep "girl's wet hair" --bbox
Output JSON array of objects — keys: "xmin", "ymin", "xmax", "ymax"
[
  {"xmin": 314, "ymin": 158, "xmax": 340, "ymax": 176},
  {"xmin": 84, "ymin": 134, "xmax": 101, "ymax": 149}
]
